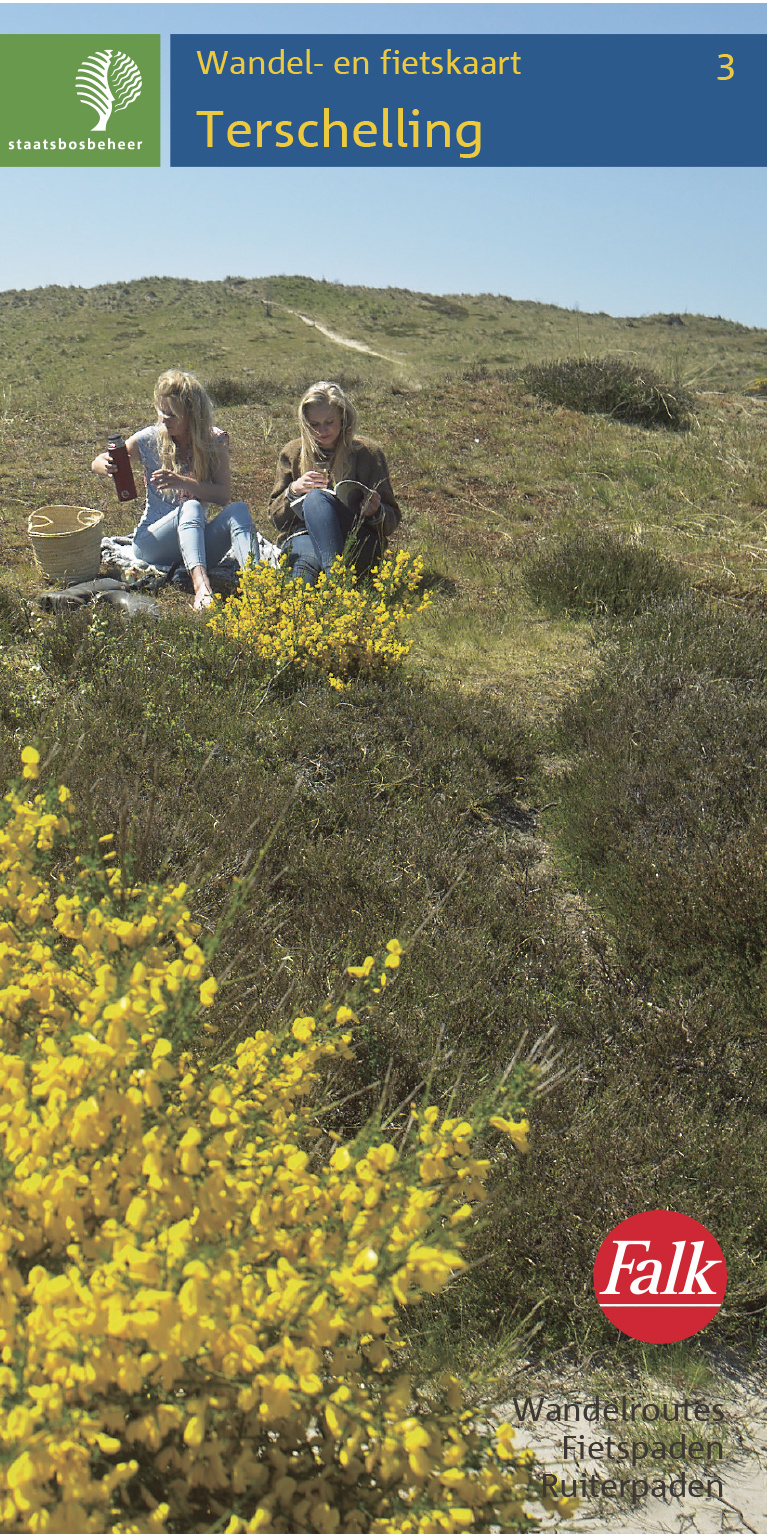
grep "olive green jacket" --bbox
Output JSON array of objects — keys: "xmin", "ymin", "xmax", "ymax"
[{"xmin": 268, "ymin": 436, "xmax": 402, "ymax": 544}]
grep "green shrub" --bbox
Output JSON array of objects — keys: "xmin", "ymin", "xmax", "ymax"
[
  {"xmin": 487, "ymin": 968, "xmax": 767, "ymax": 1345},
  {"xmin": 463, "ymin": 590, "xmax": 767, "ymax": 1342},
  {"xmin": 554, "ymin": 593, "xmax": 767, "ymax": 988},
  {"xmin": 521, "ymin": 355, "xmax": 695, "ymax": 430},
  {"xmin": 207, "ymin": 374, "xmax": 260, "ymax": 406},
  {"xmin": 0, "ymin": 587, "xmax": 30, "ymax": 643},
  {"xmin": 523, "ymin": 529, "xmax": 687, "ymax": 619},
  {"xmin": 8, "ymin": 590, "xmax": 767, "ymax": 1360}
]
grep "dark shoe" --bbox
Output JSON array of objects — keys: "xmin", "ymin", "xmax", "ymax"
[
  {"xmin": 36, "ymin": 577, "xmax": 124, "ymax": 611},
  {"xmin": 36, "ymin": 590, "xmax": 89, "ymax": 612}
]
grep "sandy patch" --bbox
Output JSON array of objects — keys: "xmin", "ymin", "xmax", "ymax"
[{"xmin": 495, "ymin": 1353, "xmax": 767, "ymax": 1533}]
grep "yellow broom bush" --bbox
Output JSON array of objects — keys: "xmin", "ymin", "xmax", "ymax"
[
  {"xmin": 206, "ymin": 551, "xmax": 431, "ymax": 689},
  {"xmin": 0, "ymin": 750, "xmax": 575, "ymax": 1533}
]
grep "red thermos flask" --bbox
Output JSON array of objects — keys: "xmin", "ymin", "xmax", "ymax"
[{"xmin": 107, "ymin": 433, "xmax": 137, "ymax": 502}]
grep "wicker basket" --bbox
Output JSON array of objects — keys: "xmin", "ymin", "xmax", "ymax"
[{"xmin": 28, "ymin": 506, "xmax": 104, "ymax": 585}]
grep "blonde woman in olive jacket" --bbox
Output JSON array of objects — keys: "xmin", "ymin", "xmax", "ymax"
[{"xmin": 268, "ymin": 381, "xmax": 401, "ymax": 584}]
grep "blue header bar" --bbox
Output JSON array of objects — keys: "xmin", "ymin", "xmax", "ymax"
[{"xmin": 171, "ymin": 34, "xmax": 763, "ymax": 166}]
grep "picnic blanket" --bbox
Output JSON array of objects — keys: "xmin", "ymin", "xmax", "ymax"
[{"xmin": 100, "ymin": 532, "xmax": 282, "ymax": 587}]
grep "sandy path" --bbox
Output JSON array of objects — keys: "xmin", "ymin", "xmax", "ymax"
[
  {"xmin": 293, "ymin": 309, "xmax": 405, "ymax": 365},
  {"xmin": 497, "ymin": 1366, "xmax": 767, "ymax": 1533},
  {"xmin": 262, "ymin": 298, "xmax": 418, "ymax": 378}
]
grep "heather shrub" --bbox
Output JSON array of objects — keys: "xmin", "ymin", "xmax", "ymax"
[
  {"xmin": 554, "ymin": 593, "xmax": 767, "ymax": 990},
  {"xmin": 0, "ymin": 749, "xmax": 570, "ymax": 1533},
  {"xmin": 470, "ymin": 592, "xmax": 767, "ymax": 1339},
  {"xmin": 523, "ymin": 529, "xmax": 687, "ymax": 618},
  {"xmin": 0, "ymin": 587, "xmax": 29, "ymax": 644},
  {"xmin": 520, "ymin": 355, "xmax": 694, "ymax": 430},
  {"xmin": 208, "ymin": 375, "xmax": 263, "ymax": 407},
  {"xmin": 485, "ymin": 967, "xmax": 767, "ymax": 1343}
]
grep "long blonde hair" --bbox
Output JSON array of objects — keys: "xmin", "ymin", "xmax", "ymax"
[
  {"xmin": 298, "ymin": 381, "xmax": 359, "ymax": 481},
  {"xmin": 153, "ymin": 369, "xmax": 221, "ymax": 484}
]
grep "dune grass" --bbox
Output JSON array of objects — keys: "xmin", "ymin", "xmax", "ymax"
[{"xmin": 3, "ymin": 276, "xmax": 767, "ymax": 1381}]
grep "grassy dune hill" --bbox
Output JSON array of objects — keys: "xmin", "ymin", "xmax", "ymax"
[
  {"xmin": 2, "ymin": 276, "xmax": 767, "ymax": 1385},
  {"xmin": 2, "ymin": 272, "xmax": 767, "ymax": 393}
]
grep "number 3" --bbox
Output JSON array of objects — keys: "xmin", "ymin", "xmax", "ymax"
[{"xmin": 717, "ymin": 53, "xmax": 734, "ymax": 80}]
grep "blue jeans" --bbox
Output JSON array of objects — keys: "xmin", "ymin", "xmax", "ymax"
[
  {"xmin": 132, "ymin": 500, "xmax": 256, "ymax": 573},
  {"xmin": 287, "ymin": 489, "xmax": 381, "ymax": 585}
]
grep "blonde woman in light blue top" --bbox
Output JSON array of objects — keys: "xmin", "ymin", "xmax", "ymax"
[{"xmin": 92, "ymin": 369, "xmax": 255, "ymax": 610}]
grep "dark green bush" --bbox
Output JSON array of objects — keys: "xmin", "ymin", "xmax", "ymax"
[
  {"xmin": 523, "ymin": 528, "xmax": 687, "ymax": 618},
  {"xmin": 0, "ymin": 585, "xmax": 30, "ymax": 642},
  {"xmin": 209, "ymin": 372, "xmax": 364, "ymax": 409},
  {"xmin": 521, "ymin": 354, "xmax": 695, "ymax": 429},
  {"xmin": 555, "ymin": 593, "xmax": 767, "ymax": 989},
  {"xmin": 207, "ymin": 374, "xmax": 261, "ymax": 406},
  {"xmin": 454, "ymin": 588, "xmax": 767, "ymax": 1343},
  {"xmin": 487, "ymin": 967, "xmax": 767, "ymax": 1345}
]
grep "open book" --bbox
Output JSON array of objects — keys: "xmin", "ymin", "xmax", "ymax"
[{"xmin": 291, "ymin": 479, "xmax": 377, "ymax": 513}]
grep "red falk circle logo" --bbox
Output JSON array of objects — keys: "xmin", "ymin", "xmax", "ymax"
[{"xmin": 593, "ymin": 1211, "xmax": 727, "ymax": 1344}]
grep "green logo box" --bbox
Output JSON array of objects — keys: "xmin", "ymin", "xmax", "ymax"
[{"xmin": 0, "ymin": 35, "xmax": 161, "ymax": 166}]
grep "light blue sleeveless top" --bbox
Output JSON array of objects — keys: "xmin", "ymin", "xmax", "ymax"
[{"xmin": 132, "ymin": 425, "xmax": 228, "ymax": 531}]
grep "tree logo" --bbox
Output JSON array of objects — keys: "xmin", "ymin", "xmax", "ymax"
[{"xmin": 75, "ymin": 50, "xmax": 142, "ymax": 132}]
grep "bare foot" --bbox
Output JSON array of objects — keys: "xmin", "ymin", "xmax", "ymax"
[{"xmin": 192, "ymin": 588, "xmax": 213, "ymax": 612}]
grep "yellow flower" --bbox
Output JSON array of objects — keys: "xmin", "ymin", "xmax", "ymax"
[
  {"xmin": 347, "ymin": 955, "xmax": 374, "ymax": 979},
  {"xmin": 384, "ymin": 938, "xmax": 403, "ymax": 969},
  {"xmin": 206, "ymin": 551, "xmax": 428, "ymax": 688},
  {"xmin": 291, "ymin": 1016, "xmax": 315, "ymax": 1041},
  {"xmin": 494, "ymin": 1422, "xmax": 517, "ymax": 1460},
  {"xmin": 21, "ymin": 746, "xmax": 40, "ymax": 780},
  {"xmin": 488, "ymin": 1115, "xmax": 530, "ymax": 1154},
  {"xmin": 125, "ymin": 1196, "xmax": 149, "ymax": 1230}
]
